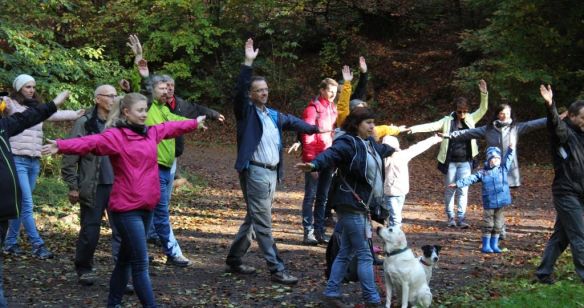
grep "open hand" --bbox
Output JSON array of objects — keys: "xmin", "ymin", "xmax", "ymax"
[
  {"xmin": 478, "ymin": 79, "xmax": 487, "ymax": 94},
  {"xmin": 540, "ymin": 84, "xmax": 553, "ymax": 106},
  {"xmin": 196, "ymin": 115, "xmax": 207, "ymax": 130},
  {"xmin": 41, "ymin": 139, "xmax": 59, "ymax": 155},
  {"xmin": 127, "ymin": 34, "xmax": 143, "ymax": 64},
  {"xmin": 216, "ymin": 114, "xmax": 225, "ymax": 123},
  {"xmin": 397, "ymin": 125, "xmax": 410, "ymax": 133},
  {"xmin": 342, "ymin": 65, "xmax": 353, "ymax": 82},
  {"xmin": 75, "ymin": 109, "xmax": 85, "ymax": 118},
  {"xmin": 53, "ymin": 91, "xmax": 71, "ymax": 107},
  {"xmin": 295, "ymin": 162, "xmax": 314, "ymax": 172},
  {"xmin": 359, "ymin": 56, "xmax": 367, "ymax": 73},
  {"xmin": 119, "ymin": 79, "xmax": 131, "ymax": 93},
  {"xmin": 244, "ymin": 38, "xmax": 259, "ymax": 65}
]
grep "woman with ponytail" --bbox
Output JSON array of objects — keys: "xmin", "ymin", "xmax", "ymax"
[{"xmin": 42, "ymin": 93, "xmax": 207, "ymax": 308}]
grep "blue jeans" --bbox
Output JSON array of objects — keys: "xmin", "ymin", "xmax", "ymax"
[
  {"xmin": 444, "ymin": 161, "xmax": 472, "ymax": 220},
  {"xmin": 385, "ymin": 195, "xmax": 406, "ymax": 227},
  {"xmin": 108, "ymin": 210, "xmax": 156, "ymax": 307},
  {"xmin": 5, "ymin": 156, "xmax": 44, "ymax": 248},
  {"xmin": 324, "ymin": 212, "xmax": 380, "ymax": 304},
  {"xmin": 301, "ymin": 168, "xmax": 332, "ymax": 234},
  {"xmin": 152, "ymin": 167, "xmax": 182, "ymax": 257},
  {"xmin": 147, "ymin": 160, "xmax": 176, "ymax": 241},
  {"xmin": 226, "ymin": 165, "xmax": 285, "ymax": 273}
]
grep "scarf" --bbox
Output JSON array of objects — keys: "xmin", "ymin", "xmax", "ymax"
[
  {"xmin": 116, "ymin": 120, "xmax": 148, "ymax": 136},
  {"xmin": 493, "ymin": 119, "xmax": 512, "ymax": 129}
]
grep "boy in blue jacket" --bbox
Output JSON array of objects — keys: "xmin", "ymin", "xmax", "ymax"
[{"xmin": 450, "ymin": 146, "xmax": 514, "ymax": 253}]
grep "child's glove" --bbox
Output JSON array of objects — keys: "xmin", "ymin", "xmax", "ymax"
[{"xmin": 0, "ymin": 98, "xmax": 6, "ymax": 113}]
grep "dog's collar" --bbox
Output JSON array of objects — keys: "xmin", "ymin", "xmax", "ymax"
[
  {"xmin": 385, "ymin": 247, "xmax": 409, "ymax": 257},
  {"xmin": 419, "ymin": 259, "xmax": 431, "ymax": 266}
]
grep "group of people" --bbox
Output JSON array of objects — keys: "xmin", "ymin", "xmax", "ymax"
[{"xmin": 0, "ymin": 35, "xmax": 583, "ymax": 307}]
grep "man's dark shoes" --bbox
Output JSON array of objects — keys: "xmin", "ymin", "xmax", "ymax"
[
  {"xmin": 303, "ymin": 231, "xmax": 318, "ymax": 246},
  {"xmin": 534, "ymin": 274, "xmax": 555, "ymax": 285},
  {"xmin": 78, "ymin": 272, "xmax": 97, "ymax": 286},
  {"xmin": 321, "ymin": 295, "xmax": 351, "ymax": 308},
  {"xmin": 225, "ymin": 264, "xmax": 256, "ymax": 275},
  {"xmin": 315, "ymin": 232, "xmax": 330, "ymax": 244},
  {"xmin": 3, "ymin": 245, "xmax": 24, "ymax": 256},
  {"xmin": 271, "ymin": 271, "xmax": 298, "ymax": 285},
  {"xmin": 166, "ymin": 255, "xmax": 191, "ymax": 267}
]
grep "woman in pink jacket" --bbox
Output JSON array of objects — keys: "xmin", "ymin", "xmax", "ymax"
[
  {"xmin": 2, "ymin": 74, "xmax": 83, "ymax": 259},
  {"xmin": 42, "ymin": 93, "xmax": 206, "ymax": 308}
]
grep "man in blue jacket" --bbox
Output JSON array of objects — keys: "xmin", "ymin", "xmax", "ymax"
[{"xmin": 224, "ymin": 38, "xmax": 323, "ymax": 285}]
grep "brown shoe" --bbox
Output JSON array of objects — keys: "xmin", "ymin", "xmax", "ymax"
[
  {"xmin": 321, "ymin": 295, "xmax": 351, "ymax": 308},
  {"xmin": 225, "ymin": 264, "xmax": 256, "ymax": 275}
]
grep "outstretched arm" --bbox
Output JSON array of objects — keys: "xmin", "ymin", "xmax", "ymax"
[
  {"xmin": 448, "ymin": 126, "xmax": 487, "ymax": 141},
  {"xmin": 516, "ymin": 117, "xmax": 546, "ymax": 135},
  {"xmin": 452, "ymin": 171, "xmax": 483, "ymax": 188},
  {"xmin": 2, "ymin": 91, "xmax": 69, "ymax": 137}
]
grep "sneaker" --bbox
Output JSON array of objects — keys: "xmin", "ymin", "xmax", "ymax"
[
  {"xmin": 534, "ymin": 274, "xmax": 555, "ymax": 285},
  {"xmin": 32, "ymin": 245, "xmax": 54, "ymax": 259},
  {"xmin": 448, "ymin": 218, "xmax": 456, "ymax": 227},
  {"xmin": 225, "ymin": 264, "xmax": 256, "ymax": 275},
  {"xmin": 271, "ymin": 271, "xmax": 298, "ymax": 285},
  {"xmin": 166, "ymin": 255, "xmax": 191, "ymax": 267},
  {"xmin": 457, "ymin": 219, "xmax": 470, "ymax": 229},
  {"xmin": 3, "ymin": 245, "xmax": 24, "ymax": 256},
  {"xmin": 78, "ymin": 272, "xmax": 97, "ymax": 286},
  {"xmin": 303, "ymin": 231, "xmax": 318, "ymax": 246},
  {"xmin": 315, "ymin": 232, "xmax": 330, "ymax": 244},
  {"xmin": 321, "ymin": 295, "xmax": 351, "ymax": 308}
]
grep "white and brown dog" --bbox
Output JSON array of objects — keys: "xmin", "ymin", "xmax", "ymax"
[
  {"xmin": 419, "ymin": 245, "xmax": 441, "ymax": 283},
  {"xmin": 377, "ymin": 226, "xmax": 432, "ymax": 308}
]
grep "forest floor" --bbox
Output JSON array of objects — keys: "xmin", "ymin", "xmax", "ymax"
[{"xmin": 3, "ymin": 140, "xmax": 558, "ymax": 307}]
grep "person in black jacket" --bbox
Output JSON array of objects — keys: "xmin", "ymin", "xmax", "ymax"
[
  {"xmin": 297, "ymin": 107, "xmax": 395, "ymax": 307},
  {"xmin": 0, "ymin": 90, "xmax": 70, "ymax": 306},
  {"xmin": 535, "ymin": 85, "xmax": 584, "ymax": 284}
]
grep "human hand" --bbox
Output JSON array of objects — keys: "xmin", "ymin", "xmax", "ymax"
[
  {"xmin": 295, "ymin": 162, "xmax": 314, "ymax": 172},
  {"xmin": 216, "ymin": 114, "xmax": 225, "ymax": 123},
  {"xmin": 244, "ymin": 38, "xmax": 259, "ymax": 66},
  {"xmin": 119, "ymin": 79, "xmax": 131, "ymax": 93},
  {"xmin": 359, "ymin": 56, "xmax": 367, "ymax": 73},
  {"xmin": 559, "ymin": 110, "xmax": 568, "ymax": 120},
  {"xmin": 540, "ymin": 84, "xmax": 553, "ymax": 106},
  {"xmin": 76, "ymin": 109, "xmax": 85, "ymax": 118},
  {"xmin": 127, "ymin": 34, "xmax": 143, "ymax": 64},
  {"xmin": 397, "ymin": 125, "xmax": 410, "ymax": 133},
  {"xmin": 478, "ymin": 79, "xmax": 487, "ymax": 94},
  {"xmin": 196, "ymin": 115, "xmax": 207, "ymax": 130},
  {"xmin": 437, "ymin": 132, "xmax": 449, "ymax": 138},
  {"xmin": 318, "ymin": 127, "xmax": 332, "ymax": 133},
  {"xmin": 52, "ymin": 91, "xmax": 71, "ymax": 107},
  {"xmin": 68, "ymin": 190, "xmax": 79, "ymax": 204},
  {"xmin": 342, "ymin": 65, "xmax": 353, "ymax": 82},
  {"xmin": 448, "ymin": 183, "xmax": 457, "ymax": 188},
  {"xmin": 137, "ymin": 59, "xmax": 149, "ymax": 78},
  {"xmin": 288, "ymin": 141, "xmax": 301, "ymax": 154},
  {"xmin": 41, "ymin": 139, "xmax": 59, "ymax": 155}
]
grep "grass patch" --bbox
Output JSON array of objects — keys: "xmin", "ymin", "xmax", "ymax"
[
  {"xmin": 33, "ymin": 176, "xmax": 78, "ymax": 217},
  {"xmin": 442, "ymin": 252, "xmax": 584, "ymax": 307}
]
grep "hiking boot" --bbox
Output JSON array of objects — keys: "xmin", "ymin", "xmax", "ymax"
[
  {"xmin": 448, "ymin": 217, "xmax": 456, "ymax": 227},
  {"xmin": 78, "ymin": 272, "xmax": 97, "ymax": 286},
  {"xmin": 303, "ymin": 230, "xmax": 318, "ymax": 246},
  {"xmin": 457, "ymin": 218, "xmax": 470, "ymax": 229},
  {"xmin": 166, "ymin": 255, "xmax": 191, "ymax": 267},
  {"xmin": 271, "ymin": 271, "xmax": 298, "ymax": 285},
  {"xmin": 225, "ymin": 264, "xmax": 256, "ymax": 275},
  {"xmin": 534, "ymin": 274, "xmax": 555, "ymax": 285},
  {"xmin": 32, "ymin": 245, "xmax": 54, "ymax": 259},
  {"xmin": 315, "ymin": 231, "xmax": 330, "ymax": 244},
  {"xmin": 321, "ymin": 295, "xmax": 351, "ymax": 308},
  {"xmin": 3, "ymin": 245, "xmax": 24, "ymax": 256}
]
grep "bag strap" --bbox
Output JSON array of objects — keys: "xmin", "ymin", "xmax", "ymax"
[{"xmin": 339, "ymin": 174, "xmax": 373, "ymax": 214}]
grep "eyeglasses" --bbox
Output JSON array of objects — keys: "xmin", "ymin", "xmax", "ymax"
[
  {"xmin": 97, "ymin": 94, "xmax": 116, "ymax": 99},
  {"xmin": 253, "ymin": 88, "xmax": 269, "ymax": 94}
]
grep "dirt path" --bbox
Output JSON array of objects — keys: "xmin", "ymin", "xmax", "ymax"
[{"xmin": 3, "ymin": 142, "xmax": 556, "ymax": 307}]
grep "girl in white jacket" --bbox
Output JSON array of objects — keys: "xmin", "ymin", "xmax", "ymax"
[
  {"xmin": 2, "ymin": 74, "xmax": 83, "ymax": 259},
  {"xmin": 382, "ymin": 135, "xmax": 442, "ymax": 227}
]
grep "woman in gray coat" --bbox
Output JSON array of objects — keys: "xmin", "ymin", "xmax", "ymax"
[{"xmin": 448, "ymin": 103, "xmax": 545, "ymax": 187}]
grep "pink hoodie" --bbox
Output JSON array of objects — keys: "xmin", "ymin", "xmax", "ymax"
[{"xmin": 57, "ymin": 119, "xmax": 198, "ymax": 212}]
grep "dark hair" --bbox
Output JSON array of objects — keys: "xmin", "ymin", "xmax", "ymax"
[
  {"xmin": 341, "ymin": 107, "xmax": 377, "ymax": 135},
  {"xmin": 453, "ymin": 97, "xmax": 468, "ymax": 109},
  {"xmin": 10, "ymin": 91, "xmax": 43, "ymax": 106},
  {"xmin": 568, "ymin": 100, "xmax": 584, "ymax": 116},
  {"xmin": 488, "ymin": 103, "xmax": 516, "ymax": 126},
  {"xmin": 249, "ymin": 76, "xmax": 267, "ymax": 90}
]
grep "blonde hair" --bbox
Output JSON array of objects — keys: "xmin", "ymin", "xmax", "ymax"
[
  {"xmin": 319, "ymin": 78, "xmax": 338, "ymax": 90},
  {"xmin": 106, "ymin": 92, "xmax": 147, "ymax": 127}
]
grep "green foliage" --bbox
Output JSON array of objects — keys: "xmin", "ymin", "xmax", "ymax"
[{"xmin": 456, "ymin": 0, "xmax": 584, "ymax": 109}]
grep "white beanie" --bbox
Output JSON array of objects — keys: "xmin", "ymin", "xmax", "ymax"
[
  {"xmin": 382, "ymin": 135, "xmax": 400, "ymax": 151},
  {"xmin": 13, "ymin": 74, "xmax": 35, "ymax": 92}
]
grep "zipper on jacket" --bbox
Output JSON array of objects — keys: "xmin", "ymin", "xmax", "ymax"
[{"xmin": 0, "ymin": 136, "xmax": 19, "ymax": 217}]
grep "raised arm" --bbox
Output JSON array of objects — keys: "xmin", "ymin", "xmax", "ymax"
[
  {"xmin": 233, "ymin": 39, "xmax": 258, "ymax": 120},
  {"xmin": 469, "ymin": 79, "xmax": 489, "ymax": 123},
  {"xmin": 336, "ymin": 65, "xmax": 353, "ymax": 127},
  {"xmin": 351, "ymin": 56, "xmax": 368, "ymax": 100},
  {"xmin": 541, "ymin": 84, "xmax": 569, "ymax": 144}
]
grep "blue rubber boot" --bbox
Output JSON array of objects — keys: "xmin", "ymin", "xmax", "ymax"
[
  {"xmin": 481, "ymin": 236, "xmax": 493, "ymax": 253},
  {"xmin": 490, "ymin": 234, "xmax": 502, "ymax": 253}
]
